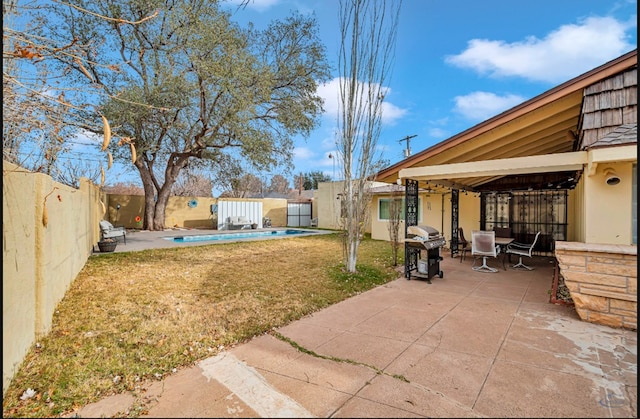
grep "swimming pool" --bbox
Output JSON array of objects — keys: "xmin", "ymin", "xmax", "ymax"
[{"xmin": 164, "ymin": 229, "xmax": 319, "ymax": 243}]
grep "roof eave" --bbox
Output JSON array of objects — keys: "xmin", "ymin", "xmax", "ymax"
[{"xmin": 375, "ymin": 49, "xmax": 638, "ymax": 182}]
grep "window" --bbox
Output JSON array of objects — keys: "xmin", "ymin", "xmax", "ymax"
[{"xmin": 378, "ymin": 197, "xmax": 421, "ymax": 221}]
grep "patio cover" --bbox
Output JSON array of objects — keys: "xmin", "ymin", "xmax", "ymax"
[{"xmin": 396, "ymin": 145, "xmax": 636, "ymax": 192}]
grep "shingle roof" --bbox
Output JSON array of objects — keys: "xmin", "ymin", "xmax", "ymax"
[
  {"xmin": 586, "ymin": 123, "xmax": 637, "ymax": 149},
  {"xmin": 369, "ymin": 184, "xmax": 432, "ymax": 194},
  {"xmin": 368, "ymin": 184, "xmax": 405, "ymax": 194}
]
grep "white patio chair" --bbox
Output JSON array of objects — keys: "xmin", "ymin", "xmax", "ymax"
[
  {"xmin": 506, "ymin": 231, "xmax": 541, "ymax": 270},
  {"xmin": 99, "ymin": 220, "xmax": 126, "ymax": 244},
  {"xmin": 471, "ymin": 230, "xmax": 500, "ymax": 273}
]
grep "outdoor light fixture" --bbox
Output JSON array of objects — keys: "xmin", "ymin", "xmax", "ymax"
[{"xmin": 603, "ymin": 168, "xmax": 621, "ymax": 186}]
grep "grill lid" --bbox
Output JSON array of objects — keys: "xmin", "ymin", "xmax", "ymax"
[{"xmin": 407, "ymin": 225, "xmax": 441, "ymax": 240}]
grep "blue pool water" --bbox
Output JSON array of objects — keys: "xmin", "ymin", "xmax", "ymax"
[{"xmin": 165, "ymin": 229, "xmax": 316, "ymax": 243}]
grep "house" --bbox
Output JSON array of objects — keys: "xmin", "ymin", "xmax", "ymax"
[
  {"xmin": 315, "ymin": 180, "xmax": 389, "ymax": 230},
  {"xmin": 371, "ymin": 49, "xmax": 637, "ymax": 330}
]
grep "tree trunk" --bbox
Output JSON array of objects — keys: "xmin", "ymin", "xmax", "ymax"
[
  {"xmin": 152, "ymin": 183, "xmax": 174, "ymax": 230},
  {"xmin": 135, "ymin": 155, "xmax": 185, "ymax": 231},
  {"xmin": 346, "ymin": 230, "xmax": 360, "ymax": 272}
]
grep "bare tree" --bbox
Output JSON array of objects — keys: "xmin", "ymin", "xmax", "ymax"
[
  {"xmin": 212, "ymin": 156, "xmax": 263, "ymax": 198},
  {"xmin": 337, "ymin": 0, "xmax": 402, "ymax": 272},
  {"xmin": 268, "ymin": 174, "xmax": 290, "ymax": 194},
  {"xmin": 172, "ymin": 169, "xmax": 214, "ymax": 197},
  {"xmin": 218, "ymin": 173, "xmax": 262, "ymax": 198},
  {"xmin": 103, "ymin": 182, "xmax": 144, "ymax": 195},
  {"xmin": 2, "ymin": 0, "xmax": 153, "ymax": 187},
  {"xmin": 386, "ymin": 189, "xmax": 404, "ymax": 266},
  {"xmin": 55, "ymin": 159, "xmax": 103, "ymax": 189}
]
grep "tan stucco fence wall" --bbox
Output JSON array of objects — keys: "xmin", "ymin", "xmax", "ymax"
[
  {"xmin": 3, "ymin": 160, "xmax": 103, "ymax": 395},
  {"xmin": 104, "ymin": 196, "xmax": 289, "ymax": 229},
  {"xmin": 3, "ymin": 163, "xmax": 291, "ymax": 395}
]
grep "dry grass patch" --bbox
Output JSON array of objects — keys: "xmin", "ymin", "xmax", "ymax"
[{"xmin": 3, "ymin": 233, "xmax": 401, "ymax": 418}]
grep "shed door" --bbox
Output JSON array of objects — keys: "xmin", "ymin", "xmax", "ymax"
[{"xmin": 287, "ymin": 202, "xmax": 312, "ymax": 227}]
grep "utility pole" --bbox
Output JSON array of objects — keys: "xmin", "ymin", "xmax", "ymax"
[
  {"xmin": 299, "ymin": 173, "xmax": 303, "ymax": 196},
  {"xmin": 398, "ymin": 134, "xmax": 417, "ymax": 158},
  {"xmin": 328, "ymin": 153, "xmax": 335, "ymax": 181}
]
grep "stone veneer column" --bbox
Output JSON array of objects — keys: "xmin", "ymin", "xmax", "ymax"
[{"xmin": 555, "ymin": 242, "xmax": 637, "ymax": 330}]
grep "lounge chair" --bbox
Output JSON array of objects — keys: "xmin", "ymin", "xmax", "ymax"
[
  {"xmin": 226, "ymin": 216, "xmax": 252, "ymax": 230},
  {"xmin": 99, "ymin": 220, "xmax": 126, "ymax": 244}
]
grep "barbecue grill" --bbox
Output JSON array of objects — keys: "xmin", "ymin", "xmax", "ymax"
[{"xmin": 404, "ymin": 225, "xmax": 446, "ymax": 282}]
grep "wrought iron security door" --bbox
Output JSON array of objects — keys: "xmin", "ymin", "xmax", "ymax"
[
  {"xmin": 481, "ymin": 190, "xmax": 567, "ymax": 254},
  {"xmin": 450, "ymin": 189, "xmax": 459, "ymax": 258},
  {"xmin": 404, "ymin": 179, "xmax": 419, "ymax": 278}
]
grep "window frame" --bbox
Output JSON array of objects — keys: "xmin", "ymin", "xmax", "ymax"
[{"xmin": 378, "ymin": 196, "xmax": 422, "ymax": 222}]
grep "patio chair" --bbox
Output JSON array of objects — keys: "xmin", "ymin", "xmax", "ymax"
[
  {"xmin": 99, "ymin": 220, "xmax": 126, "ymax": 244},
  {"xmin": 505, "ymin": 231, "xmax": 541, "ymax": 270},
  {"xmin": 456, "ymin": 227, "xmax": 469, "ymax": 262},
  {"xmin": 493, "ymin": 226, "xmax": 512, "ymax": 238},
  {"xmin": 471, "ymin": 230, "xmax": 500, "ymax": 273}
]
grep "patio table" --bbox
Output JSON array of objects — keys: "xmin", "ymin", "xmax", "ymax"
[{"xmin": 495, "ymin": 237, "xmax": 514, "ymax": 270}]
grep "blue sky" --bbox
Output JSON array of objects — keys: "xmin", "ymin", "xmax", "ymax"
[
  {"xmin": 44, "ymin": 0, "xmax": 634, "ymax": 191},
  {"xmin": 220, "ymin": 0, "xmax": 637, "ymax": 184}
]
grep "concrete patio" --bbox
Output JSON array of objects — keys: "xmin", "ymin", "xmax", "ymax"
[{"xmin": 74, "ymin": 248, "xmax": 637, "ymax": 418}]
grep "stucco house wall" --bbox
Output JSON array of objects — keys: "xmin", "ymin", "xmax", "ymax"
[
  {"xmin": 370, "ymin": 191, "xmax": 445, "ymax": 241},
  {"xmin": 316, "ymin": 180, "xmax": 387, "ymax": 232},
  {"xmin": 583, "ymin": 161, "xmax": 635, "ymax": 245}
]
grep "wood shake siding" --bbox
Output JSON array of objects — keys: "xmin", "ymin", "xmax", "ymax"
[{"xmin": 580, "ymin": 67, "xmax": 638, "ymax": 149}]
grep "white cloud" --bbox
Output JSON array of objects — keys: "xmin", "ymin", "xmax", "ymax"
[
  {"xmin": 293, "ymin": 146, "xmax": 314, "ymax": 159},
  {"xmin": 453, "ymin": 91, "xmax": 525, "ymax": 121},
  {"xmin": 317, "ymin": 77, "xmax": 408, "ymax": 125},
  {"xmin": 317, "ymin": 79, "xmax": 340, "ymax": 118},
  {"xmin": 381, "ymin": 101, "xmax": 407, "ymax": 125},
  {"xmin": 320, "ymin": 136, "xmax": 337, "ymax": 150},
  {"xmin": 445, "ymin": 16, "xmax": 636, "ymax": 83},
  {"xmin": 427, "ymin": 127, "xmax": 449, "ymax": 139}
]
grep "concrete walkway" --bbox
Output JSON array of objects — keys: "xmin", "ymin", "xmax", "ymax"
[{"xmin": 77, "ymin": 244, "xmax": 637, "ymax": 418}]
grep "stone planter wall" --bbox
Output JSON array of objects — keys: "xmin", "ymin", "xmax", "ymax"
[{"xmin": 555, "ymin": 242, "xmax": 637, "ymax": 330}]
